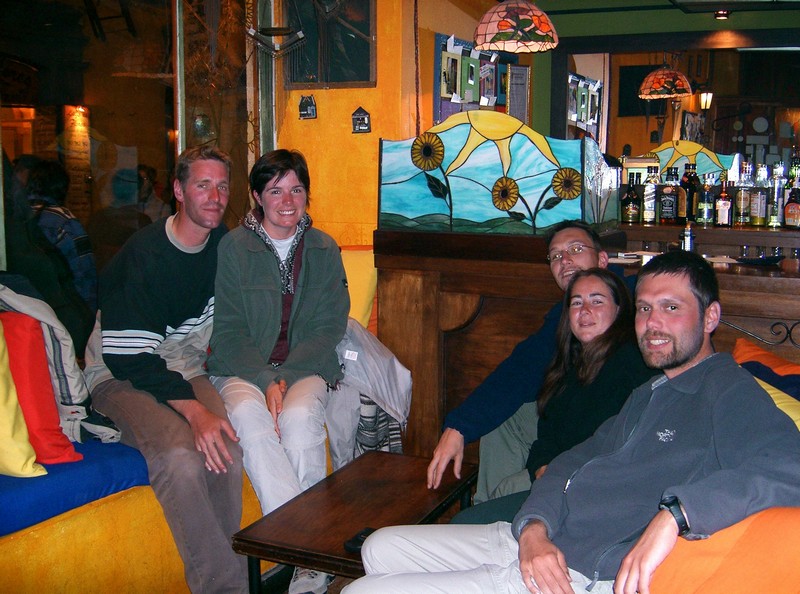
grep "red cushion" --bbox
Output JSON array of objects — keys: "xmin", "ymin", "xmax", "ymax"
[{"xmin": 0, "ymin": 312, "xmax": 82, "ymax": 464}]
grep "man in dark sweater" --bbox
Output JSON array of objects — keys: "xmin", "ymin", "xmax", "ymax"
[
  {"xmin": 427, "ymin": 220, "xmax": 634, "ymax": 502},
  {"xmin": 82, "ymin": 146, "xmax": 247, "ymax": 593}
]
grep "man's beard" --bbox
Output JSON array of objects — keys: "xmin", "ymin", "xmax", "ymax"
[{"xmin": 639, "ymin": 327, "xmax": 704, "ymax": 371}]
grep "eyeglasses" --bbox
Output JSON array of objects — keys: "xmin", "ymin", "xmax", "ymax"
[{"xmin": 546, "ymin": 244, "xmax": 595, "ymax": 263}]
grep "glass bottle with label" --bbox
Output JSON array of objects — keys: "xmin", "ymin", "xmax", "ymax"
[
  {"xmin": 735, "ymin": 162, "xmax": 753, "ymax": 225},
  {"xmin": 678, "ymin": 163, "xmax": 694, "ymax": 224},
  {"xmin": 695, "ymin": 173, "xmax": 715, "ymax": 227},
  {"xmin": 715, "ymin": 181, "xmax": 733, "ymax": 227},
  {"xmin": 767, "ymin": 162, "xmax": 786, "ymax": 228},
  {"xmin": 749, "ymin": 163, "xmax": 769, "ymax": 226},
  {"xmin": 641, "ymin": 166, "xmax": 659, "ymax": 225},
  {"xmin": 679, "ymin": 221, "xmax": 695, "ymax": 252},
  {"xmin": 659, "ymin": 167, "xmax": 679, "ymax": 224},
  {"xmin": 785, "ymin": 176, "xmax": 800, "ymax": 229},
  {"xmin": 788, "ymin": 145, "xmax": 800, "ymax": 187},
  {"xmin": 621, "ymin": 172, "xmax": 641, "ymax": 224}
]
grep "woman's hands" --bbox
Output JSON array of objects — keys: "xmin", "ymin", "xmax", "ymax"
[{"xmin": 265, "ymin": 379, "xmax": 288, "ymax": 437}]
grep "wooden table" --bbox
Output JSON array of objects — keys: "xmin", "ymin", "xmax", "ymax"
[{"xmin": 232, "ymin": 451, "xmax": 478, "ymax": 593}]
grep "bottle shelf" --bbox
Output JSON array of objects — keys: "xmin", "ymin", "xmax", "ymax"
[{"xmin": 621, "ymin": 223, "xmax": 800, "ymax": 257}]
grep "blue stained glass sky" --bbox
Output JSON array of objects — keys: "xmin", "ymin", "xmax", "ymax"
[{"xmin": 379, "ymin": 123, "xmax": 585, "ymax": 229}]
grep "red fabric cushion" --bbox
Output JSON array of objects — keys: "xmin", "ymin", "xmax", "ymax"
[{"xmin": 0, "ymin": 312, "xmax": 82, "ymax": 464}]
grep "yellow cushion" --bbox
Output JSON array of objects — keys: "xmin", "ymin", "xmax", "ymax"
[
  {"xmin": 341, "ymin": 247, "xmax": 377, "ymax": 329},
  {"xmin": 0, "ymin": 323, "xmax": 46, "ymax": 478},
  {"xmin": 754, "ymin": 377, "xmax": 800, "ymax": 430}
]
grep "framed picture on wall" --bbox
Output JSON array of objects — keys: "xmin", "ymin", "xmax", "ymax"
[
  {"xmin": 682, "ymin": 111, "xmax": 703, "ymax": 142},
  {"xmin": 507, "ymin": 64, "xmax": 531, "ymax": 125},
  {"xmin": 567, "ymin": 75, "xmax": 579, "ymax": 122},
  {"xmin": 479, "ymin": 60, "xmax": 496, "ymax": 102},
  {"xmin": 441, "ymin": 51, "xmax": 462, "ymax": 98},
  {"xmin": 589, "ymin": 90, "xmax": 600, "ymax": 125},
  {"xmin": 461, "ymin": 56, "xmax": 480, "ymax": 103},
  {"xmin": 577, "ymin": 86, "xmax": 589, "ymax": 123},
  {"xmin": 497, "ymin": 63, "xmax": 508, "ymax": 105}
]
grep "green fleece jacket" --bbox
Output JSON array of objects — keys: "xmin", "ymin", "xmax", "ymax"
[{"xmin": 207, "ymin": 217, "xmax": 349, "ymax": 390}]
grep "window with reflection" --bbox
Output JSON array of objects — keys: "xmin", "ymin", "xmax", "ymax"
[{"xmin": 282, "ymin": 0, "xmax": 376, "ymax": 88}]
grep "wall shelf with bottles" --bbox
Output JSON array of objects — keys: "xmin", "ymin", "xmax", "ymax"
[{"xmin": 621, "ymin": 224, "xmax": 800, "ymax": 258}]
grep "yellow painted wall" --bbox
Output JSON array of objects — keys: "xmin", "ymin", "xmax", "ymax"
[{"xmin": 274, "ymin": 0, "xmax": 480, "ymax": 246}]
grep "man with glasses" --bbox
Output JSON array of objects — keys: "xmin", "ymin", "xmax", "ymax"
[{"xmin": 427, "ymin": 220, "xmax": 629, "ymax": 503}]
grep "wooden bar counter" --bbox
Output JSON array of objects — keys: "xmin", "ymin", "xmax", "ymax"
[{"xmin": 374, "ymin": 229, "xmax": 800, "ymax": 466}]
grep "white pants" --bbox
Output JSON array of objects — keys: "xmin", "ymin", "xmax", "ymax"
[
  {"xmin": 341, "ymin": 522, "xmax": 614, "ymax": 594},
  {"xmin": 210, "ymin": 375, "xmax": 361, "ymax": 514}
]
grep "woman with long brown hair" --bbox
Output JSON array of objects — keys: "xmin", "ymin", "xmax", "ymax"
[{"xmin": 453, "ymin": 267, "xmax": 655, "ymax": 524}]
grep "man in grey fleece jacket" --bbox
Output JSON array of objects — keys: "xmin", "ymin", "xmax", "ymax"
[{"xmin": 343, "ymin": 250, "xmax": 800, "ymax": 594}]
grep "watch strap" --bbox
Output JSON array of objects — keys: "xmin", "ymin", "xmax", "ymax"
[{"xmin": 659, "ymin": 496, "xmax": 690, "ymax": 536}]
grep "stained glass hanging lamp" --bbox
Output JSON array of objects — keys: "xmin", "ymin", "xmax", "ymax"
[{"xmin": 473, "ymin": 0, "xmax": 559, "ymax": 53}]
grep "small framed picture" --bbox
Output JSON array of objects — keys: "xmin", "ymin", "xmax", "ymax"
[
  {"xmin": 479, "ymin": 60, "xmax": 496, "ymax": 101},
  {"xmin": 441, "ymin": 51, "xmax": 462, "ymax": 99},
  {"xmin": 497, "ymin": 63, "xmax": 507, "ymax": 105},
  {"xmin": 460, "ymin": 56, "xmax": 479, "ymax": 103}
]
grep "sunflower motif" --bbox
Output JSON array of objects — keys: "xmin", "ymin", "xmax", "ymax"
[
  {"xmin": 411, "ymin": 132, "xmax": 445, "ymax": 171},
  {"xmin": 551, "ymin": 167, "xmax": 582, "ymax": 200},
  {"xmin": 492, "ymin": 176, "xmax": 520, "ymax": 211}
]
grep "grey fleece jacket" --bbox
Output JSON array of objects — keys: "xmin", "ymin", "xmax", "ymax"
[
  {"xmin": 207, "ymin": 220, "xmax": 349, "ymax": 390},
  {"xmin": 512, "ymin": 352, "xmax": 800, "ymax": 582}
]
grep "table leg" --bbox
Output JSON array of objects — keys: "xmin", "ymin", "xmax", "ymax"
[
  {"xmin": 460, "ymin": 486, "xmax": 472, "ymax": 510},
  {"xmin": 247, "ymin": 556, "xmax": 261, "ymax": 594}
]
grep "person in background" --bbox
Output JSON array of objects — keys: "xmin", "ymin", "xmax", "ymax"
[
  {"xmin": 138, "ymin": 163, "xmax": 172, "ymax": 222},
  {"xmin": 451, "ymin": 268, "xmax": 655, "ymax": 525},
  {"xmin": 344, "ymin": 250, "xmax": 800, "ymax": 594},
  {"xmin": 26, "ymin": 158, "xmax": 98, "ymax": 313},
  {"xmin": 427, "ymin": 220, "xmax": 636, "ymax": 503},
  {"xmin": 82, "ymin": 146, "xmax": 247, "ymax": 593},
  {"xmin": 208, "ymin": 149, "xmax": 357, "ymax": 594},
  {"xmin": 88, "ymin": 167, "xmax": 152, "ymax": 272},
  {"xmin": 12, "ymin": 153, "xmax": 41, "ymax": 188}
]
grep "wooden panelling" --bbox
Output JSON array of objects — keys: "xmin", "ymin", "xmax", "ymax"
[{"xmin": 376, "ymin": 230, "xmax": 800, "ymax": 460}]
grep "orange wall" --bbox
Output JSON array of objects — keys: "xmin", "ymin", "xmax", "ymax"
[{"xmin": 274, "ymin": 0, "xmax": 480, "ymax": 246}]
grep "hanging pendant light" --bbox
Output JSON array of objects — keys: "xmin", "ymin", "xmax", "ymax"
[
  {"xmin": 473, "ymin": 0, "xmax": 559, "ymax": 54},
  {"xmin": 638, "ymin": 64, "xmax": 693, "ymax": 100}
]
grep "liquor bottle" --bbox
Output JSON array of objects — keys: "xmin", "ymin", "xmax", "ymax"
[
  {"xmin": 788, "ymin": 145, "xmax": 800, "ymax": 185},
  {"xmin": 677, "ymin": 163, "xmax": 693, "ymax": 224},
  {"xmin": 621, "ymin": 172, "xmax": 641, "ymax": 224},
  {"xmin": 641, "ymin": 166, "xmax": 659, "ymax": 225},
  {"xmin": 767, "ymin": 162, "xmax": 787, "ymax": 228},
  {"xmin": 735, "ymin": 162, "xmax": 753, "ymax": 225},
  {"xmin": 695, "ymin": 173, "xmax": 715, "ymax": 227},
  {"xmin": 785, "ymin": 177, "xmax": 800, "ymax": 229},
  {"xmin": 659, "ymin": 167, "xmax": 679, "ymax": 224},
  {"xmin": 679, "ymin": 221, "xmax": 695, "ymax": 252},
  {"xmin": 715, "ymin": 181, "xmax": 733, "ymax": 227},
  {"xmin": 749, "ymin": 163, "xmax": 769, "ymax": 226}
]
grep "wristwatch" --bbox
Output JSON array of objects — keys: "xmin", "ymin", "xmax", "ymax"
[{"xmin": 659, "ymin": 495, "xmax": 690, "ymax": 536}]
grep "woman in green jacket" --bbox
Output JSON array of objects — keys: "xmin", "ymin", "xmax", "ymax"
[{"xmin": 208, "ymin": 149, "xmax": 353, "ymax": 594}]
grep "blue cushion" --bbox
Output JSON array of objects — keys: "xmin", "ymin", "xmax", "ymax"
[
  {"xmin": 740, "ymin": 361, "xmax": 800, "ymax": 401},
  {"xmin": 0, "ymin": 440, "xmax": 149, "ymax": 536}
]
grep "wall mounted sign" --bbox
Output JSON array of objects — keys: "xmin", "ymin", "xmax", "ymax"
[
  {"xmin": 299, "ymin": 95, "xmax": 316, "ymax": 119},
  {"xmin": 352, "ymin": 106, "xmax": 371, "ymax": 133}
]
